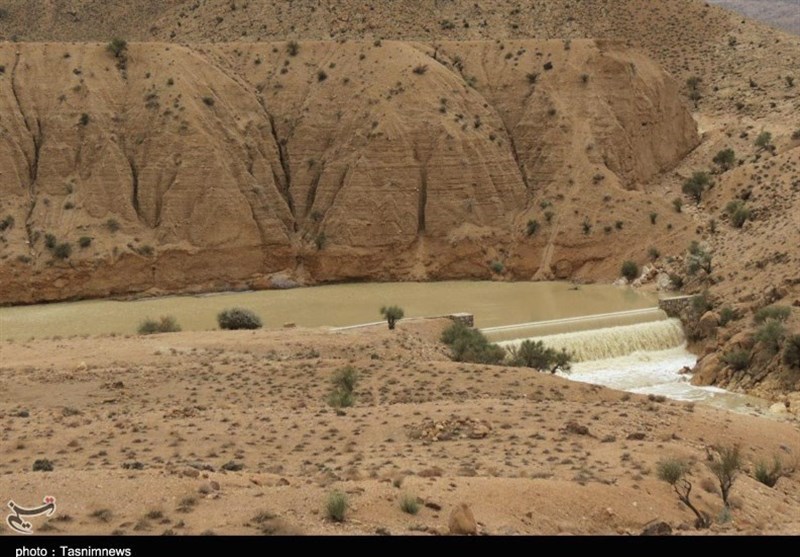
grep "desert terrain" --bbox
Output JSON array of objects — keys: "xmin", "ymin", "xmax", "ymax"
[
  {"xmin": 0, "ymin": 0, "xmax": 799, "ymax": 537},
  {"xmin": 1, "ymin": 320, "xmax": 799, "ymax": 535}
]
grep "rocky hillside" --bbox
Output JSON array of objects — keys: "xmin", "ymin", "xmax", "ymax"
[{"xmin": 0, "ymin": 40, "xmax": 698, "ymax": 303}]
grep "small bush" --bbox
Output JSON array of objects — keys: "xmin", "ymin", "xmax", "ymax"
[
  {"xmin": 649, "ymin": 212, "xmax": 657, "ymax": 225},
  {"xmin": 287, "ymin": 40, "xmax": 299, "ymax": 56},
  {"xmin": 106, "ymin": 219, "xmax": 120, "ymax": 232},
  {"xmin": 202, "ymin": 96, "xmax": 215, "ymax": 106},
  {"xmin": 722, "ymin": 349, "xmax": 749, "ymax": 371},
  {"xmin": 753, "ymin": 305, "xmax": 791, "ymax": 324},
  {"xmin": 107, "ymin": 38, "xmax": 127, "ymax": 58},
  {"xmin": 754, "ymin": 456, "xmax": 790, "ymax": 488},
  {"xmin": 412, "ymin": 64, "xmax": 428, "ymax": 75},
  {"xmin": 656, "ymin": 457, "xmax": 709, "ymax": 528},
  {"xmin": 217, "ymin": 308, "xmax": 263, "ymax": 330},
  {"xmin": 682, "ymin": 172, "xmax": 711, "ymax": 204},
  {"xmin": 687, "ymin": 241, "xmax": 712, "ymax": 275},
  {"xmin": 138, "ymin": 315, "xmax": 181, "ymax": 335},
  {"xmin": 490, "ymin": 260, "xmax": 505, "ymax": 274},
  {"xmin": 78, "ymin": 236, "xmax": 92, "ymax": 248},
  {"xmin": 755, "ymin": 320, "xmax": 786, "ymax": 355},
  {"xmin": 33, "ymin": 459, "xmax": 54, "ymax": 472},
  {"xmin": 669, "ymin": 272, "xmax": 684, "ymax": 290},
  {"xmin": 648, "ymin": 247, "xmax": 660, "ymax": 261},
  {"xmin": 755, "ymin": 131, "xmax": 772, "ymax": 150},
  {"xmin": 79, "ymin": 113, "xmax": 90, "ymax": 126},
  {"xmin": 725, "ymin": 200, "xmax": 750, "ymax": 228},
  {"xmin": 328, "ymin": 366, "xmax": 358, "ymax": 408},
  {"xmin": 380, "ymin": 305, "xmax": 404, "ymax": 330},
  {"xmin": 691, "ymin": 290, "xmax": 713, "ymax": 315},
  {"xmin": 317, "ymin": 70, "xmax": 328, "ymax": 82},
  {"xmin": 526, "ymin": 219, "xmax": 539, "ymax": 236},
  {"xmin": 53, "ymin": 242, "xmax": 72, "ymax": 260},
  {"xmin": 400, "ymin": 494, "xmax": 420, "ymax": 515},
  {"xmin": 441, "ymin": 321, "xmax": 505, "ymax": 365},
  {"xmin": 708, "ymin": 445, "xmax": 742, "ymax": 508},
  {"xmin": 782, "ymin": 335, "xmax": 800, "ymax": 369},
  {"xmin": 620, "ymin": 260, "xmax": 639, "ymax": 281},
  {"xmin": 526, "ymin": 72, "xmax": 539, "ymax": 84},
  {"xmin": 672, "ymin": 197, "xmax": 683, "ymax": 213},
  {"xmin": 792, "ymin": 129, "xmax": 800, "ymax": 141},
  {"xmin": 507, "ymin": 339, "xmax": 572, "ymax": 373},
  {"xmin": 326, "ymin": 491, "xmax": 348, "ymax": 522},
  {"xmin": 713, "ymin": 148, "xmax": 735, "ymax": 170},
  {"xmin": 719, "ymin": 306, "xmax": 736, "ymax": 326},
  {"xmin": 44, "ymin": 233, "xmax": 57, "ymax": 249}
]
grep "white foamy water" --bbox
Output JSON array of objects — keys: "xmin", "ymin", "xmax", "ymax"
[
  {"xmin": 497, "ymin": 319, "xmax": 686, "ymax": 362},
  {"xmin": 564, "ymin": 346, "xmax": 767, "ymax": 412}
]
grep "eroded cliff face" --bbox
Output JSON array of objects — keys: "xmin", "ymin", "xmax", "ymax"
[{"xmin": 0, "ymin": 40, "xmax": 699, "ymax": 304}]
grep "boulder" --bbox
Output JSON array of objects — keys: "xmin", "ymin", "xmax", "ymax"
[
  {"xmin": 691, "ymin": 353, "xmax": 721, "ymax": 386},
  {"xmin": 641, "ymin": 521, "xmax": 673, "ymax": 536},
  {"xmin": 448, "ymin": 503, "xmax": 477, "ymax": 535},
  {"xmin": 697, "ymin": 311, "xmax": 720, "ymax": 339}
]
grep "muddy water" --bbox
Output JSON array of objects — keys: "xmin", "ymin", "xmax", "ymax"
[{"xmin": 0, "ymin": 281, "xmax": 656, "ymax": 341}]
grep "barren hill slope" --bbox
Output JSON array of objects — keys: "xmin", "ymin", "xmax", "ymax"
[
  {"xmin": 708, "ymin": 0, "xmax": 800, "ymax": 35},
  {"xmin": 0, "ymin": 40, "xmax": 698, "ymax": 304}
]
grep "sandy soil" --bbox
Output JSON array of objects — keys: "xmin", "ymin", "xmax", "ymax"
[{"xmin": 1, "ymin": 320, "xmax": 798, "ymax": 535}]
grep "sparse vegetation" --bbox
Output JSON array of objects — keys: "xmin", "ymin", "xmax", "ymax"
[
  {"xmin": 649, "ymin": 212, "xmax": 657, "ymax": 225},
  {"xmin": 656, "ymin": 458, "xmax": 710, "ymax": 528},
  {"xmin": 287, "ymin": 40, "xmax": 299, "ymax": 56},
  {"xmin": 490, "ymin": 260, "xmax": 505, "ymax": 274},
  {"xmin": 725, "ymin": 200, "xmax": 750, "ymax": 228},
  {"xmin": 79, "ymin": 113, "xmax": 90, "ymax": 126},
  {"xmin": 755, "ymin": 131, "xmax": 772, "ymax": 151},
  {"xmin": 755, "ymin": 320, "xmax": 786, "ymax": 355},
  {"xmin": 621, "ymin": 260, "xmax": 639, "ymax": 281},
  {"xmin": 753, "ymin": 305, "xmax": 791, "ymax": 324},
  {"xmin": 317, "ymin": 70, "xmax": 328, "ymax": 82},
  {"xmin": 202, "ymin": 96, "xmax": 215, "ymax": 106},
  {"xmin": 713, "ymin": 148, "xmax": 735, "ymax": 171},
  {"xmin": 412, "ymin": 64, "xmax": 428, "ymax": 75},
  {"xmin": 648, "ymin": 247, "xmax": 660, "ymax": 261},
  {"xmin": 672, "ymin": 197, "xmax": 683, "ymax": 213},
  {"xmin": 217, "ymin": 308, "xmax": 263, "ymax": 330},
  {"xmin": 526, "ymin": 219, "xmax": 539, "ymax": 236},
  {"xmin": 138, "ymin": 316, "xmax": 181, "ymax": 335},
  {"xmin": 106, "ymin": 219, "xmax": 120, "ymax": 232},
  {"xmin": 783, "ymin": 335, "xmax": 800, "ymax": 369},
  {"xmin": 687, "ymin": 241, "xmax": 712, "ymax": 275},
  {"xmin": 106, "ymin": 37, "xmax": 127, "ymax": 59},
  {"xmin": 754, "ymin": 456, "xmax": 792, "ymax": 488},
  {"xmin": 719, "ymin": 306, "xmax": 736, "ymax": 326},
  {"xmin": 722, "ymin": 349, "xmax": 749, "ymax": 371},
  {"xmin": 78, "ymin": 236, "xmax": 92, "ymax": 248},
  {"xmin": 32, "ymin": 459, "xmax": 54, "ymax": 472},
  {"xmin": 400, "ymin": 494, "xmax": 420, "ymax": 515},
  {"xmin": 506, "ymin": 340, "xmax": 572, "ymax": 374},
  {"xmin": 682, "ymin": 172, "xmax": 711, "ymax": 204},
  {"xmin": 441, "ymin": 321, "xmax": 505, "ymax": 365},
  {"xmin": 379, "ymin": 305, "xmax": 404, "ymax": 330},
  {"xmin": 327, "ymin": 366, "xmax": 358, "ymax": 409},
  {"xmin": 325, "ymin": 491, "xmax": 348, "ymax": 522},
  {"xmin": 707, "ymin": 445, "xmax": 742, "ymax": 509},
  {"xmin": 0, "ymin": 215, "xmax": 14, "ymax": 231},
  {"xmin": 53, "ymin": 242, "xmax": 72, "ymax": 260}
]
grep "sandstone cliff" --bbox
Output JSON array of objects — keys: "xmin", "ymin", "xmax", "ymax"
[{"xmin": 0, "ymin": 40, "xmax": 698, "ymax": 303}]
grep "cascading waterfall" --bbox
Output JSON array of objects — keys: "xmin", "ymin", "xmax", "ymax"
[{"xmin": 495, "ymin": 318, "xmax": 686, "ymax": 362}]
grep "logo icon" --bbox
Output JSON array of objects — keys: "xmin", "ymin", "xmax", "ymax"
[{"xmin": 6, "ymin": 497, "xmax": 56, "ymax": 534}]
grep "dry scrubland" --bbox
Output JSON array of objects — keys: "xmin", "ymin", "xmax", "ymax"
[{"xmin": 1, "ymin": 320, "xmax": 799, "ymax": 535}]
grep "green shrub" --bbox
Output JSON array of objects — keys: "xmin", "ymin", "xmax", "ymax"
[
  {"xmin": 325, "ymin": 491, "xmax": 348, "ymax": 522},
  {"xmin": 682, "ymin": 172, "xmax": 711, "ymax": 204},
  {"xmin": 78, "ymin": 236, "xmax": 92, "ymax": 248},
  {"xmin": 708, "ymin": 445, "xmax": 742, "ymax": 508},
  {"xmin": 755, "ymin": 320, "xmax": 786, "ymax": 355},
  {"xmin": 79, "ymin": 113, "xmax": 90, "ymax": 126},
  {"xmin": 656, "ymin": 458, "xmax": 709, "ymax": 528},
  {"xmin": 137, "ymin": 315, "xmax": 181, "ymax": 335},
  {"xmin": 725, "ymin": 200, "xmax": 750, "ymax": 228},
  {"xmin": 317, "ymin": 70, "xmax": 328, "ymax": 82},
  {"xmin": 53, "ymin": 242, "xmax": 72, "ymax": 260},
  {"xmin": 755, "ymin": 131, "xmax": 772, "ymax": 150},
  {"xmin": 713, "ymin": 148, "xmax": 736, "ymax": 170},
  {"xmin": 327, "ymin": 366, "xmax": 358, "ymax": 408},
  {"xmin": 669, "ymin": 273, "xmax": 684, "ymax": 290},
  {"xmin": 753, "ymin": 305, "xmax": 791, "ymax": 324},
  {"xmin": 441, "ymin": 321, "xmax": 505, "ymax": 365},
  {"xmin": 287, "ymin": 40, "xmax": 299, "ymax": 56},
  {"xmin": 687, "ymin": 241, "xmax": 712, "ymax": 275},
  {"xmin": 490, "ymin": 260, "xmax": 505, "ymax": 274},
  {"xmin": 0, "ymin": 214, "xmax": 14, "ymax": 231},
  {"xmin": 754, "ymin": 456, "xmax": 789, "ymax": 488},
  {"xmin": 32, "ymin": 459, "xmax": 54, "ymax": 472},
  {"xmin": 691, "ymin": 290, "xmax": 713, "ymax": 314},
  {"xmin": 44, "ymin": 233, "xmax": 57, "ymax": 249},
  {"xmin": 783, "ymin": 335, "xmax": 800, "ymax": 369},
  {"xmin": 719, "ymin": 306, "xmax": 736, "ymax": 326},
  {"xmin": 648, "ymin": 247, "xmax": 660, "ymax": 261},
  {"xmin": 526, "ymin": 219, "xmax": 539, "ymax": 236},
  {"xmin": 672, "ymin": 197, "xmax": 683, "ymax": 213},
  {"xmin": 620, "ymin": 260, "xmax": 638, "ymax": 281},
  {"xmin": 379, "ymin": 305, "xmax": 404, "ymax": 330},
  {"xmin": 507, "ymin": 340, "xmax": 572, "ymax": 374},
  {"xmin": 399, "ymin": 494, "xmax": 420, "ymax": 515},
  {"xmin": 106, "ymin": 219, "xmax": 120, "ymax": 232},
  {"xmin": 107, "ymin": 38, "xmax": 127, "ymax": 58},
  {"xmin": 722, "ymin": 349, "xmax": 749, "ymax": 371},
  {"xmin": 217, "ymin": 308, "xmax": 263, "ymax": 330}
]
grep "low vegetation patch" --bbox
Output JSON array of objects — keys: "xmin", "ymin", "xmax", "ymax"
[
  {"xmin": 137, "ymin": 315, "xmax": 181, "ymax": 335},
  {"xmin": 506, "ymin": 340, "xmax": 572, "ymax": 374},
  {"xmin": 327, "ymin": 366, "xmax": 358, "ymax": 408},
  {"xmin": 217, "ymin": 308, "xmax": 263, "ymax": 330},
  {"xmin": 441, "ymin": 321, "xmax": 505, "ymax": 365},
  {"xmin": 325, "ymin": 491, "xmax": 348, "ymax": 522}
]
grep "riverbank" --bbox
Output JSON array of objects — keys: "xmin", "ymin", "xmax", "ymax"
[{"xmin": 1, "ymin": 320, "xmax": 798, "ymax": 535}]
